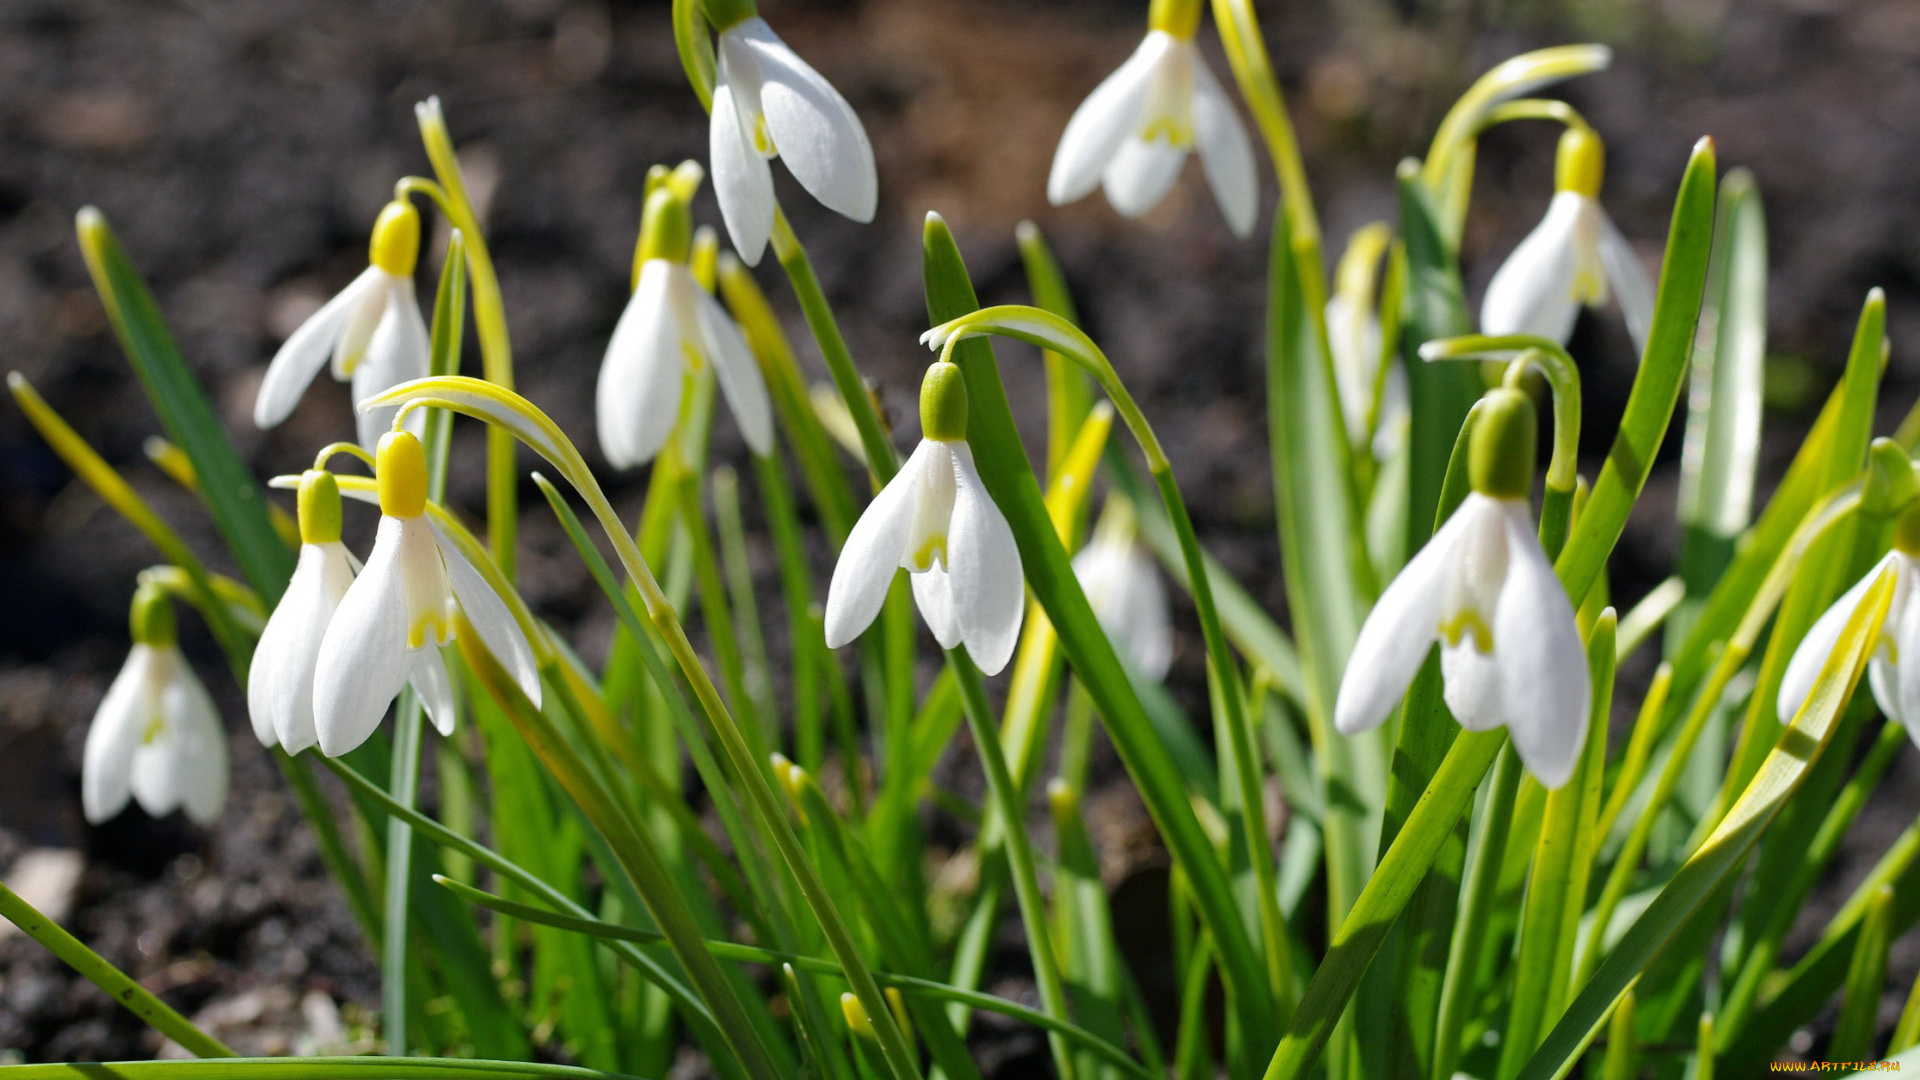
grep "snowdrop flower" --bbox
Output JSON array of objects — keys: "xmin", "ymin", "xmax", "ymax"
[
  {"xmin": 1073, "ymin": 496, "xmax": 1172, "ymax": 680},
  {"xmin": 1046, "ymin": 0, "xmax": 1257, "ymax": 237},
  {"xmin": 254, "ymin": 200, "xmax": 430, "ymax": 451},
  {"xmin": 84, "ymin": 582, "xmax": 227, "ymax": 825},
  {"xmin": 598, "ymin": 185, "xmax": 773, "ymax": 468},
  {"xmin": 311, "ymin": 430, "xmax": 539, "ymax": 756},
  {"xmin": 1778, "ymin": 506, "xmax": 1920, "ymax": 741},
  {"xmin": 1480, "ymin": 127, "xmax": 1654, "ymax": 358},
  {"xmin": 1333, "ymin": 389, "xmax": 1590, "ymax": 787},
  {"xmin": 705, "ymin": 0, "xmax": 876, "ymax": 266},
  {"xmin": 825, "ymin": 361, "xmax": 1024, "ymax": 674},
  {"xmin": 1326, "ymin": 223, "xmax": 1407, "ymax": 459}
]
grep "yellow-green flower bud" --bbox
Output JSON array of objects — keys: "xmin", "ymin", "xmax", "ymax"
[
  {"xmin": 1555, "ymin": 127, "xmax": 1605, "ymax": 199},
  {"xmin": 377, "ymin": 430, "xmax": 429, "ymax": 519},
  {"xmin": 369, "ymin": 200, "xmax": 421, "ymax": 278},
  {"xmin": 1864, "ymin": 438, "xmax": 1918, "ymax": 524},
  {"xmin": 840, "ymin": 993, "xmax": 876, "ymax": 1043},
  {"xmin": 1469, "ymin": 388, "xmax": 1537, "ymax": 500},
  {"xmin": 703, "ymin": 0, "xmax": 757, "ymax": 32},
  {"xmin": 129, "ymin": 580, "xmax": 177, "ymax": 647},
  {"xmin": 297, "ymin": 470, "xmax": 344, "ymax": 545},
  {"xmin": 1148, "ymin": 0, "xmax": 1202, "ymax": 39},
  {"xmin": 919, "ymin": 361, "xmax": 969, "ymax": 442},
  {"xmin": 634, "ymin": 187, "xmax": 694, "ymax": 288}
]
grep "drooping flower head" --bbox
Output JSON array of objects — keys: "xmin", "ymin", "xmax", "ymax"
[
  {"xmin": 1480, "ymin": 126, "xmax": 1655, "ymax": 358},
  {"xmin": 1046, "ymin": 0, "xmax": 1257, "ymax": 237},
  {"xmin": 824, "ymin": 361, "xmax": 1025, "ymax": 674},
  {"xmin": 1334, "ymin": 389, "xmax": 1591, "ymax": 786},
  {"xmin": 1325, "ymin": 223, "xmax": 1407, "ymax": 460},
  {"xmin": 1779, "ymin": 453, "xmax": 1920, "ymax": 742},
  {"xmin": 254, "ymin": 200, "xmax": 431, "ymax": 451},
  {"xmin": 1073, "ymin": 495, "xmax": 1173, "ymax": 680},
  {"xmin": 704, "ymin": 0, "xmax": 877, "ymax": 266},
  {"xmin": 247, "ymin": 470, "xmax": 355, "ymax": 754},
  {"xmin": 84, "ymin": 580, "xmax": 228, "ymax": 826},
  {"xmin": 598, "ymin": 180, "xmax": 773, "ymax": 469},
  {"xmin": 311, "ymin": 430, "xmax": 540, "ymax": 756}
]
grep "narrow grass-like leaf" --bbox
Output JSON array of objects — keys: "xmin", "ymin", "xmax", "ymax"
[
  {"xmin": 74, "ymin": 209, "xmax": 294, "ymax": 601},
  {"xmin": 1516, "ymin": 561, "xmax": 1894, "ymax": 1080},
  {"xmin": 920, "ymin": 215, "xmax": 1272, "ymax": 1046},
  {"xmin": 1830, "ymin": 884, "xmax": 1894, "ymax": 1062},
  {"xmin": 0, "ymin": 881, "xmax": 235, "ymax": 1057},
  {"xmin": 0, "ymin": 1060, "xmax": 644, "ymax": 1080},
  {"xmin": 1554, "ymin": 137, "xmax": 1718, "ymax": 607}
]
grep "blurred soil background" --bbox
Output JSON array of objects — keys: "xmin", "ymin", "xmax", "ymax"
[{"xmin": 2, "ymin": 0, "xmax": 1920, "ymax": 1065}]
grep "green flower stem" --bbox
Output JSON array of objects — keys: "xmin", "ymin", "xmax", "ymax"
[
  {"xmin": 370, "ymin": 377, "xmax": 924, "ymax": 1080},
  {"xmin": 0, "ymin": 881, "xmax": 235, "ymax": 1058},
  {"xmin": 1419, "ymin": 335, "xmax": 1582, "ymax": 494},
  {"xmin": 1431, "ymin": 743, "xmax": 1523, "ymax": 1080},
  {"xmin": 714, "ymin": 466, "xmax": 779, "ymax": 731},
  {"xmin": 1209, "ymin": 0, "xmax": 1322, "ymax": 268},
  {"xmin": 948, "ymin": 647, "xmax": 1080, "ymax": 1080},
  {"xmin": 431, "ymin": 874, "xmax": 1158, "ymax": 1080},
  {"xmin": 383, "ymin": 688, "xmax": 426, "ymax": 1055},
  {"xmin": 917, "ymin": 221, "xmax": 1270, "ymax": 1053},
  {"xmin": 930, "ymin": 307, "xmax": 1291, "ymax": 1019},
  {"xmin": 1013, "ymin": 221, "xmax": 1094, "ymax": 486},
  {"xmin": 770, "ymin": 211, "xmax": 901, "ymax": 482},
  {"xmin": 677, "ymin": 469, "xmax": 768, "ymax": 765},
  {"xmin": 413, "ymin": 99, "xmax": 519, "ymax": 578},
  {"xmin": 1477, "ymin": 98, "xmax": 1594, "ymax": 135}
]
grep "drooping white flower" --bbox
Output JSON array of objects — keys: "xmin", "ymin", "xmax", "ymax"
[
  {"xmin": 1480, "ymin": 127, "xmax": 1654, "ymax": 358},
  {"xmin": 824, "ymin": 362, "xmax": 1025, "ymax": 674},
  {"xmin": 247, "ymin": 469, "xmax": 450, "ymax": 755},
  {"xmin": 1778, "ymin": 547, "xmax": 1920, "ymax": 740},
  {"xmin": 1326, "ymin": 224, "xmax": 1408, "ymax": 459},
  {"xmin": 1333, "ymin": 389, "xmax": 1590, "ymax": 787},
  {"xmin": 598, "ymin": 187, "xmax": 773, "ymax": 468},
  {"xmin": 84, "ymin": 586, "xmax": 227, "ymax": 826},
  {"xmin": 253, "ymin": 200, "xmax": 430, "ymax": 451},
  {"xmin": 1046, "ymin": 2, "xmax": 1257, "ymax": 239},
  {"xmin": 707, "ymin": 1, "xmax": 877, "ymax": 266},
  {"xmin": 1073, "ymin": 497, "xmax": 1172, "ymax": 680},
  {"xmin": 310, "ymin": 431, "xmax": 539, "ymax": 757}
]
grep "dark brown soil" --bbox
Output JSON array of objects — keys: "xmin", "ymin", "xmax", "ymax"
[{"xmin": 4, "ymin": 0, "xmax": 1920, "ymax": 1065}]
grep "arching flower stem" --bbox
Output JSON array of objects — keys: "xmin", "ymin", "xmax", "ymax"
[
  {"xmin": 365, "ymin": 376, "xmax": 925, "ymax": 1080},
  {"xmin": 1420, "ymin": 334, "xmax": 1585, "ymax": 557},
  {"xmin": 924, "ymin": 305, "xmax": 1294, "ymax": 1015},
  {"xmin": 412, "ymin": 98, "xmax": 520, "ymax": 579}
]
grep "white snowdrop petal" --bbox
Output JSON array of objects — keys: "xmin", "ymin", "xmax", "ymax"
[
  {"xmin": 433, "ymin": 526, "xmax": 541, "ymax": 707},
  {"xmin": 1334, "ymin": 506, "xmax": 1467, "ymax": 734},
  {"xmin": 1121, "ymin": 546, "xmax": 1174, "ymax": 680},
  {"xmin": 1102, "ymin": 136, "xmax": 1188, "ymax": 219},
  {"xmin": 596, "ymin": 261, "xmax": 687, "ymax": 468},
  {"xmin": 332, "ymin": 270, "xmax": 393, "ymax": 381},
  {"xmin": 1480, "ymin": 192, "xmax": 1584, "ymax": 345},
  {"xmin": 911, "ymin": 563, "xmax": 962, "ymax": 650},
  {"xmin": 1440, "ymin": 641, "xmax": 1504, "ymax": 731},
  {"xmin": 412, "ymin": 645, "xmax": 459, "ymax": 737},
  {"xmin": 1491, "ymin": 506, "xmax": 1589, "ymax": 788},
  {"xmin": 1049, "ymin": 33, "xmax": 1168, "ymax": 205},
  {"xmin": 249, "ymin": 543, "xmax": 347, "ymax": 750},
  {"xmin": 1777, "ymin": 554, "xmax": 1892, "ymax": 723},
  {"xmin": 314, "ymin": 517, "xmax": 417, "ymax": 756},
  {"xmin": 1190, "ymin": 58, "xmax": 1258, "ymax": 238},
  {"xmin": 83, "ymin": 644, "xmax": 157, "ymax": 824},
  {"xmin": 945, "ymin": 444, "xmax": 1024, "ymax": 675},
  {"xmin": 1870, "ymin": 657, "xmax": 1903, "ymax": 733},
  {"xmin": 1597, "ymin": 211, "xmax": 1657, "ymax": 360},
  {"xmin": 711, "ymin": 78, "xmax": 777, "ymax": 266},
  {"xmin": 825, "ymin": 440, "xmax": 928, "ymax": 648},
  {"xmin": 352, "ymin": 280, "xmax": 432, "ymax": 452},
  {"xmin": 1891, "ymin": 567, "xmax": 1920, "ymax": 738},
  {"xmin": 164, "ymin": 661, "xmax": 227, "ymax": 826},
  {"xmin": 694, "ymin": 286, "xmax": 776, "ymax": 455},
  {"xmin": 254, "ymin": 269, "xmax": 377, "ymax": 430},
  {"xmin": 739, "ymin": 20, "xmax": 877, "ymax": 224}
]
